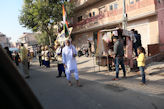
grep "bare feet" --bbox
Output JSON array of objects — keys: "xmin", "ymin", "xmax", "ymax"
[
  {"xmin": 68, "ymin": 81, "xmax": 72, "ymax": 86},
  {"xmin": 76, "ymin": 80, "xmax": 82, "ymax": 87},
  {"xmin": 112, "ymin": 78, "xmax": 119, "ymax": 81},
  {"xmin": 140, "ymin": 82, "xmax": 146, "ymax": 85}
]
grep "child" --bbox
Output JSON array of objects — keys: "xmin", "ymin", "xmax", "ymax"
[
  {"xmin": 55, "ymin": 44, "xmax": 66, "ymax": 78},
  {"xmin": 41, "ymin": 46, "xmax": 45, "ymax": 66},
  {"xmin": 137, "ymin": 47, "xmax": 146, "ymax": 84}
]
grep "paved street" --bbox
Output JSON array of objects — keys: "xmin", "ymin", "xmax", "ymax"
[{"xmin": 19, "ymin": 57, "xmax": 164, "ymax": 109}]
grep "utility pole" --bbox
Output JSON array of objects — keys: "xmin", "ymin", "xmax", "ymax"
[{"xmin": 122, "ymin": 0, "xmax": 127, "ymax": 29}]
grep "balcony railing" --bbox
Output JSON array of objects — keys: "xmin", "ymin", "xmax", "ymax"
[{"xmin": 73, "ymin": 0, "xmax": 156, "ymax": 32}]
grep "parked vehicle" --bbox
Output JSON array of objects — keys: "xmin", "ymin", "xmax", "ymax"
[
  {"xmin": 78, "ymin": 45, "xmax": 89, "ymax": 57},
  {"xmin": 78, "ymin": 48, "xmax": 83, "ymax": 57}
]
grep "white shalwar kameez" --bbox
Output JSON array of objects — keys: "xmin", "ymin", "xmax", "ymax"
[{"xmin": 62, "ymin": 45, "xmax": 79, "ymax": 80}]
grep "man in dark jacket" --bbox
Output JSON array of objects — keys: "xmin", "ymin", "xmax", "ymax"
[
  {"xmin": 112, "ymin": 36, "xmax": 126, "ymax": 80},
  {"xmin": 132, "ymin": 30, "xmax": 142, "ymax": 56}
]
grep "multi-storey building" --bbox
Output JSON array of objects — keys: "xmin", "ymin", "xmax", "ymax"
[
  {"xmin": 156, "ymin": 0, "xmax": 164, "ymax": 52},
  {"xmin": 72, "ymin": 0, "xmax": 160, "ymax": 54},
  {"xmin": 19, "ymin": 32, "xmax": 38, "ymax": 53},
  {"xmin": 0, "ymin": 32, "xmax": 10, "ymax": 48}
]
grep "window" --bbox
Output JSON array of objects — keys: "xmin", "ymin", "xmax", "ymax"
[
  {"xmin": 99, "ymin": 6, "xmax": 106, "ymax": 14},
  {"xmin": 93, "ymin": 12, "xmax": 95, "ymax": 16},
  {"xmin": 77, "ymin": 16, "xmax": 82, "ymax": 22},
  {"xmin": 89, "ymin": 13, "xmax": 92, "ymax": 17},
  {"xmin": 109, "ymin": 5, "xmax": 113, "ymax": 11},
  {"xmin": 130, "ymin": 0, "xmax": 134, "ymax": 4},
  {"xmin": 157, "ymin": 0, "xmax": 161, "ymax": 3},
  {"xmin": 114, "ymin": 3, "xmax": 118, "ymax": 9},
  {"xmin": 136, "ymin": 0, "xmax": 140, "ymax": 2}
]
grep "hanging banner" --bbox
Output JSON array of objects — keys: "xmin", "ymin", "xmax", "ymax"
[{"xmin": 56, "ymin": 27, "xmax": 73, "ymax": 43}]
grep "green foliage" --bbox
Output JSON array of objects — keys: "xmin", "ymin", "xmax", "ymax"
[
  {"xmin": 35, "ymin": 32, "xmax": 49, "ymax": 45},
  {"xmin": 19, "ymin": 0, "xmax": 74, "ymax": 45}
]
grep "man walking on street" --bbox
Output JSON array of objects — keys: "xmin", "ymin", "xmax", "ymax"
[
  {"xmin": 20, "ymin": 43, "xmax": 30, "ymax": 79},
  {"xmin": 62, "ymin": 39, "xmax": 82, "ymax": 87},
  {"xmin": 112, "ymin": 36, "xmax": 126, "ymax": 80}
]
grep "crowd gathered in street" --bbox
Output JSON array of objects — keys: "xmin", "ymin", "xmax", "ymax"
[{"xmin": 3, "ymin": 28, "xmax": 147, "ymax": 87}]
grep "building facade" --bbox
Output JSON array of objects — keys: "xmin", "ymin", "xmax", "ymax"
[
  {"xmin": 157, "ymin": 0, "xmax": 164, "ymax": 52},
  {"xmin": 19, "ymin": 32, "xmax": 38, "ymax": 53},
  {"xmin": 0, "ymin": 32, "xmax": 10, "ymax": 48},
  {"xmin": 72, "ymin": 0, "xmax": 160, "ymax": 54}
]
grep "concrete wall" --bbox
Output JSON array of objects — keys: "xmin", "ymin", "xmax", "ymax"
[
  {"xmin": 149, "ymin": 15, "xmax": 159, "ymax": 44},
  {"xmin": 73, "ymin": 32, "xmax": 93, "ymax": 50},
  {"xmin": 127, "ymin": 18, "xmax": 150, "ymax": 51},
  {"xmin": 0, "ymin": 36, "xmax": 10, "ymax": 48},
  {"xmin": 127, "ymin": 15, "xmax": 159, "ymax": 52},
  {"xmin": 157, "ymin": 0, "xmax": 164, "ymax": 51}
]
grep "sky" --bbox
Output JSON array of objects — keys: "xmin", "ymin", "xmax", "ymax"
[{"xmin": 0, "ymin": 0, "xmax": 31, "ymax": 42}]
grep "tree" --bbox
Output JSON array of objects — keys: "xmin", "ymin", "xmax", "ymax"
[
  {"xmin": 19, "ymin": 0, "xmax": 74, "ymax": 45},
  {"xmin": 35, "ymin": 32, "xmax": 49, "ymax": 45}
]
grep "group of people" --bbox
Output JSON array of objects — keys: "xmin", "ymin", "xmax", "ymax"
[
  {"xmin": 4, "ymin": 45, "xmax": 31, "ymax": 79},
  {"xmin": 37, "ymin": 39, "xmax": 82, "ymax": 87},
  {"xmin": 131, "ymin": 29, "xmax": 142, "ymax": 57},
  {"xmin": 4, "ymin": 47, "xmax": 20, "ymax": 66},
  {"xmin": 36, "ymin": 32, "xmax": 145, "ymax": 85},
  {"xmin": 38, "ymin": 45, "xmax": 51, "ymax": 68},
  {"xmin": 111, "ymin": 31, "xmax": 146, "ymax": 85},
  {"xmin": 3, "ymin": 29, "xmax": 145, "ymax": 86}
]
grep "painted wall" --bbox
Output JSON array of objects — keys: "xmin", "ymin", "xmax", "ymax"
[
  {"xmin": 73, "ymin": 0, "xmax": 156, "ymax": 33},
  {"xmin": 72, "ymin": 0, "xmax": 160, "ymax": 54},
  {"xmin": 73, "ymin": 32, "xmax": 93, "ymax": 50},
  {"xmin": 157, "ymin": 0, "xmax": 164, "ymax": 51}
]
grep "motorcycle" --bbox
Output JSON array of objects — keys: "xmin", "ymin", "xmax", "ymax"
[{"xmin": 78, "ymin": 47, "xmax": 89, "ymax": 57}]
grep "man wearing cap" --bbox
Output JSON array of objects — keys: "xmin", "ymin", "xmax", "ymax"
[
  {"xmin": 62, "ymin": 39, "xmax": 82, "ymax": 87},
  {"xmin": 112, "ymin": 36, "xmax": 126, "ymax": 80}
]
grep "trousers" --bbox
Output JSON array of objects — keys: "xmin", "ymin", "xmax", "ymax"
[
  {"xmin": 58, "ymin": 64, "xmax": 65, "ymax": 76},
  {"xmin": 22, "ymin": 59, "xmax": 29, "ymax": 76},
  {"xmin": 115, "ymin": 57, "xmax": 126, "ymax": 78},
  {"xmin": 66, "ymin": 68, "xmax": 79, "ymax": 81},
  {"xmin": 139, "ymin": 66, "xmax": 146, "ymax": 83},
  {"xmin": 45, "ymin": 61, "xmax": 50, "ymax": 68}
]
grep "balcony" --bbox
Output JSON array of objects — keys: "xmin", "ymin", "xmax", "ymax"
[{"xmin": 73, "ymin": 0, "xmax": 156, "ymax": 34}]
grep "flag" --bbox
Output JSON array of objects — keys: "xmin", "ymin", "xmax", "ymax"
[
  {"xmin": 62, "ymin": 5, "xmax": 69, "ymax": 36},
  {"xmin": 56, "ymin": 27, "xmax": 73, "ymax": 42}
]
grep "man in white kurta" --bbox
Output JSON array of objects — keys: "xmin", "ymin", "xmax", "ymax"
[{"xmin": 62, "ymin": 40, "xmax": 81, "ymax": 87}]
